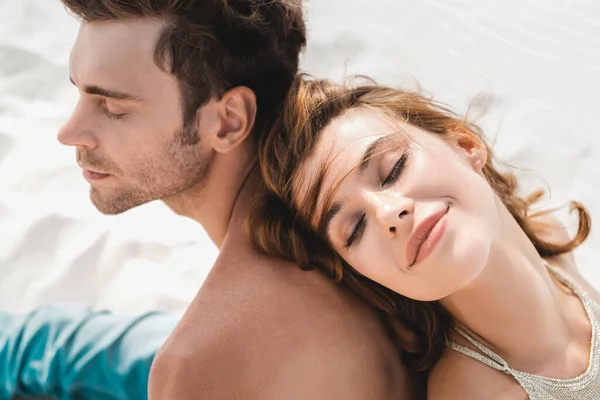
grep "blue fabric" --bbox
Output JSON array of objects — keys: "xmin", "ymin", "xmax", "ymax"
[{"xmin": 0, "ymin": 305, "xmax": 177, "ymax": 400}]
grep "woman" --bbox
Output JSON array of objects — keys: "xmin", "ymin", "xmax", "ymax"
[{"xmin": 247, "ymin": 75, "xmax": 598, "ymax": 399}]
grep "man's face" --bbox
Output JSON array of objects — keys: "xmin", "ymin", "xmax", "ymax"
[{"xmin": 59, "ymin": 19, "xmax": 212, "ymax": 214}]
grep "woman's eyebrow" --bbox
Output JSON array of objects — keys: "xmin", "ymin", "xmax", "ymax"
[
  {"xmin": 358, "ymin": 136, "xmax": 391, "ymax": 174},
  {"xmin": 320, "ymin": 200, "xmax": 344, "ymax": 238}
]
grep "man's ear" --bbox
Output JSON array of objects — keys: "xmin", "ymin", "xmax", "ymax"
[
  {"xmin": 209, "ymin": 86, "xmax": 257, "ymax": 153},
  {"xmin": 452, "ymin": 131, "xmax": 488, "ymax": 171}
]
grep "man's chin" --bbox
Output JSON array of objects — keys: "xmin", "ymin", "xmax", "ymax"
[
  {"xmin": 91, "ymin": 200, "xmax": 136, "ymax": 215},
  {"xmin": 90, "ymin": 189, "xmax": 149, "ymax": 215}
]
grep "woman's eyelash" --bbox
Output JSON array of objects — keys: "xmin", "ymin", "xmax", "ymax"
[
  {"xmin": 99, "ymin": 99, "xmax": 125, "ymax": 120},
  {"xmin": 345, "ymin": 213, "xmax": 366, "ymax": 248},
  {"xmin": 382, "ymin": 152, "xmax": 409, "ymax": 186}
]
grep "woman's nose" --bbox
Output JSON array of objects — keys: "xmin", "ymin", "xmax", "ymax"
[{"xmin": 372, "ymin": 193, "xmax": 414, "ymax": 235}]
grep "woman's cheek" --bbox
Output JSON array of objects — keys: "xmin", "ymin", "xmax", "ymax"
[{"xmin": 354, "ymin": 240, "xmax": 388, "ymax": 280}]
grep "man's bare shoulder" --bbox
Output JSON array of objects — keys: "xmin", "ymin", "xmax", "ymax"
[
  {"xmin": 149, "ymin": 251, "xmax": 414, "ymax": 399},
  {"xmin": 428, "ymin": 349, "xmax": 526, "ymax": 400}
]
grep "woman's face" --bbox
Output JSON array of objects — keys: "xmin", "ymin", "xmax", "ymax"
[{"xmin": 294, "ymin": 107, "xmax": 499, "ymax": 301}]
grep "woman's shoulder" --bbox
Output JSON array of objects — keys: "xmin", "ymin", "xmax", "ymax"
[{"xmin": 427, "ymin": 347, "xmax": 526, "ymax": 400}]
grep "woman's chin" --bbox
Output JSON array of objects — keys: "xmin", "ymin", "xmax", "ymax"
[{"xmin": 404, "ymin": 222, "xmax": 490, "ymax": 301}]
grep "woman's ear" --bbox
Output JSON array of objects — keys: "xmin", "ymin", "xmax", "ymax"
[
  {"xmin": 209, "ymin": 86, "xmax": 257, "ymax": 154},
  {"xmin": 452, "ymin": 131, "xmax": 488, "ymax": 172}
]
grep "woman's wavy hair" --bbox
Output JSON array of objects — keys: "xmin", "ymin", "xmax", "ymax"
[{"xmin": 247, "ymin": 74, "xmax": 591, "ymax": 371}]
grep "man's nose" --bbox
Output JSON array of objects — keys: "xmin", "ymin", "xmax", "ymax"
[{"xmin": 57, "ymin": 103, "xmax": 98, "ymax": 149}]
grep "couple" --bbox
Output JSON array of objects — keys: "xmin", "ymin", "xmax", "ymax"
[{"xmin": 6, "ymin": 0, "xmax": 598, "ymax": 398}]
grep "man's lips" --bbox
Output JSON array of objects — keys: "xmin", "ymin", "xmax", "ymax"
[
  {"xmin": 80, "ymin": 165, "xmax": 110, "ymax": 181},
  {"xmin": 406, "ymin": 206, "xmax": 449, "ymax": 267},
  {"xmin": 82, "ymin": 169, "xmax": 110, "ymax": 180}
]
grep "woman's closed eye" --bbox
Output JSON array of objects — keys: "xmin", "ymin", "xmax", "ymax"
[
  {"xmin": 345, "ymin": 213, "xmax": 366, "ymax": 248},
  {"xmin": 382, "ymin": 152, "xmax": 409, "ymax": 186}
]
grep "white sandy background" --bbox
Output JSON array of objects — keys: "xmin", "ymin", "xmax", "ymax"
[{"xmin": 0, "ymin": 0, "xmax": 598, "ymax": 316}]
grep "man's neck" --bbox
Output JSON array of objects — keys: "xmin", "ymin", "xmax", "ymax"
[{"xmin": 163, "ymin": 143, "xmax": 258, "ymax": 248}]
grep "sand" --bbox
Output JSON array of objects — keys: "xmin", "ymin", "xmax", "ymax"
[{"xmin": 0, "ymin": 0, "xmax": 598, "ymax": 316}]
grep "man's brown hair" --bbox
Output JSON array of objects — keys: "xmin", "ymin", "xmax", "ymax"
[{"xmin": 61, "ymin": 0, "xmax": 306, "ymax": 142}]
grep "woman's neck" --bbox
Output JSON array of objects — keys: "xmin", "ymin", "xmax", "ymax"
[{"xmin": 441, "ymin": 205, "xmax": 582, "ymax": 371}]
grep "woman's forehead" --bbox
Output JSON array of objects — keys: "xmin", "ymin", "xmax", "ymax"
[{"xmin": 293, "ymin": 108, "xmax": 404, "ymax": 221}]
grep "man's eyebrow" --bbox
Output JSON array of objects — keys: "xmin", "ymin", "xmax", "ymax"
[
  {"xmin": 358, "ymin": 136, "xmax": 390, "ymax": 174},
  {"xmin": 320, "ymin": 200, "xmax": 344, "ymax": 239},
  {"xmin": 69, "ymin": 77, "xmax": 142, "ymax": 102}
]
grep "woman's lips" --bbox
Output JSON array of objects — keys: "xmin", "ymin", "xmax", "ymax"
[{"xmin": 406, "ymin": 206, "xmax": 449, "ymax": 267}]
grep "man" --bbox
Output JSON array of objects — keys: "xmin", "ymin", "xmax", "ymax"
[{"xmin": 13, "ymin": 0, "xmax": 416, "ymax": 398}]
